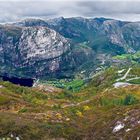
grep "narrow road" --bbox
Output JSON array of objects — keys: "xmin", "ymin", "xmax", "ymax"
[
  {"xmin": 126, "ymin": 77, "xmax": 140, "ymax": 81},
  {"xmin": 116, "ymin": 68, "xmax": 132, "ymax": 81},
  {"xmin": 62, "ymin": 99, "xmax": 90, "ymax": 108}
]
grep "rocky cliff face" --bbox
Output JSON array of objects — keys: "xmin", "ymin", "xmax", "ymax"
[
  {"xmin": 18, "ymin": 26, "xmax": 70, "ymax": 64},
  {"xmin": 1, "ymin": 17, "xmax": 140, "ymax": 79},
  {"xmin": 0, "ymin": 25, "xmax": 76, "ymax": 78}
]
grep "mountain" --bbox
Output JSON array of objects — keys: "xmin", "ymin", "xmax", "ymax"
[
  {"xmin": 1, "ymin": 17, "xmax": 140, "ymax": 79},
  {"xmin": 46, "ymin": 17, "xmax": 140, "ymax": 53},
  {"xmin": 0, "ymin": 25, "xmax": 72, "ymax": 78}
]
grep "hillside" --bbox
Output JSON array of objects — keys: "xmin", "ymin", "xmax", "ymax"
[{"xmin": 0, "ymin": 65, "xmax": 140, "ymax": 140}]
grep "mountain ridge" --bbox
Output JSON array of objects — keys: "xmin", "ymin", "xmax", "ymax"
[{"xmin": 0, "ymin": 17, "xmax": 140, "ymax": 79}]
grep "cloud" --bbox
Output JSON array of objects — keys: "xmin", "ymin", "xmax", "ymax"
[
  {"xmin": 0, "ymin": 0, "xmax": 140, "ymax": 23},
  {"xmin": 75, "ymin": 1, "xmax": 140, "ymax": 21}
]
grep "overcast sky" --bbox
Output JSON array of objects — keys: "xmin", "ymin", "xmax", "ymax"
[{"xmin": 0, "ymin": 0, "xmax": 140, "ymax": 23}]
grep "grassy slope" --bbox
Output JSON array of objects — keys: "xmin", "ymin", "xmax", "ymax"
[
  {"xmin": 0, "ymin": 66, "xmax": 140, "ymax": 140},
  {"xmin": 113, "ymin": 51, "xmax": 140, "ymax": 64}
]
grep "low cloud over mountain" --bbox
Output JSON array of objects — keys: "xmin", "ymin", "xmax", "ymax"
[{"xmin": 0, "ymin": 0, "xmax": 140, "ymax": 23}]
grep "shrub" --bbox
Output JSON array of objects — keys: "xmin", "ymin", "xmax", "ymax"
[
  {"xmin": 83, "ymin": 105, "xmax": 91, "ymax": 111},
  {"xmin": 18, "ymin": 108, "xmax": 28, "ymax": 113},
  {"xmin": 0, "ymin": 96, "xmax": 10, "ymax": 105},
  {"xmin": 52, "ymin": 104, "xmax": 61, "ymax": 110},
  {"xmin": 100, "ymin": 97, "xmax": 124, "ymax": 106},
  {"xmin": 123, "ymin": 94, "xmax": 139, "ymax": 105},
  {"xmin": 76, "ymin": 110, "xmax": 83, "ymax": 117}
]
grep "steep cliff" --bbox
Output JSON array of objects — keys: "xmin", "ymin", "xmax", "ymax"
[{"xmin": 0, "ymin": 25, "xmax": 74, "ymax": 78}]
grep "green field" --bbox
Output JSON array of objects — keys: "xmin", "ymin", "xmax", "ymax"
[
  {"xmin": 40, "ymin": 79, "xmax": 85, "ymax": 92},
  {"xmin": 113, "ymin": 51, "xmax": 140, "ymax": 63}
]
